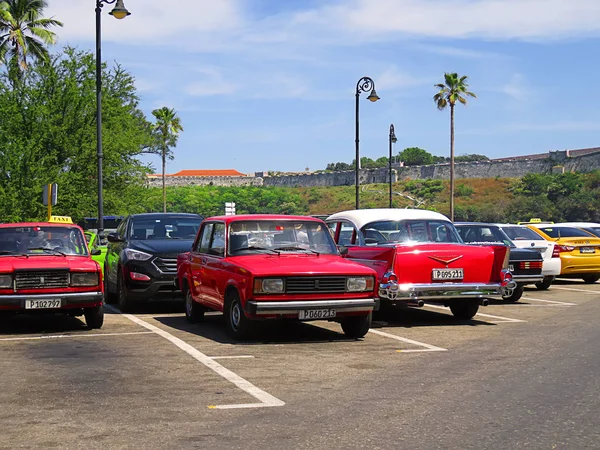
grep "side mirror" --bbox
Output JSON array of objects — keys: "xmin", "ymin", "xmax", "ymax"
[
  {"xmin": 338, "ymin": 245, "xmax": 349, "ymax": 255},
  {"xmin": 106, "ymin": 232, "xmax": 123, "ymax": 243},
  {"xmin": 90, "ymin": 248, "xmax": 102, "ymax": 256}
]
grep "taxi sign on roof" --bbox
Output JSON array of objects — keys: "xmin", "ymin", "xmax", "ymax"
[
  {"xmin": 517, "ymin": 218, "xmax": 554, "ymax": 225},
  {"xmin": 49, "ymin": 215, "xmax": 73, "ymax": 224}
]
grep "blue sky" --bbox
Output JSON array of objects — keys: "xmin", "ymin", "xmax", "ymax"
[{"xmin": 46, "ymin": 0, "xmax": 600, "ymax": 175}]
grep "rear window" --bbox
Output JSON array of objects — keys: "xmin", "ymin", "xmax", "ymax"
[
  {"xmin": 362, "ymin": 220, "xmax": 462, "ymax": 244},
  {"xmin": 501, "ymin": 226, "xmax": 545, "ymax": 241},
  {"xmin": 537, "ymin": 227, "xmax": 593, "ymax": 238}
]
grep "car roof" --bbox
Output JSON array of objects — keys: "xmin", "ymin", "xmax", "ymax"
[
  {"xmin": 128, "ymin": 213, "xmax": 203, "ymax": 219},
  {"xmin": 494, "ymin": 223, "xmax": 530, "ymax": 227},
  {"xmin": 454, "ymin": 222, "xmax": 500, "ymax": 227},
  {"xmin": 205, "ymin": 214, "xmax": 325, "ymax": 224},
  {"xmin": 558, "ymin": 222, "xmax": 600, "ymax": 227},
  {"xmin": 0, "ymin": 222, "xmax": 83, "ymax": 229},
  {"xmin": 326, "ymin": 208, "xmax": 450, "ymax": 229}
]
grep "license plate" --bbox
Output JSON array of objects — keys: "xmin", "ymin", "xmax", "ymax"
[
  {"xmin": 580, "ymin": 247, "xmax": 596, "ymax": 254},
  {"xmin": 299, "ymin": 309, "xmax": 336, "ymax": 320},
  {"xmin": 432, "ymin": 268, "xmax": 464, "ymax": 280},
  {"xmin": 508, "ymin": 264, "xmax": 514, "ymax": 272},
  {"xmin": 25, "ymin": 299, "xmax": 61, "ymax": 309}
]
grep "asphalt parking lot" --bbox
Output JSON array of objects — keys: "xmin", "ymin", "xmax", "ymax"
[{"xmin": 1, "ymin": 280, "xmax": 599, "ymax": 450}]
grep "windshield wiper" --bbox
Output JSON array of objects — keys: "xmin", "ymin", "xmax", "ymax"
[
  {"xmin": 274, "ymin": 246, "xmax": 320, "ymax": 255},
  {"xmin": 0, "ymin": 250, "xmax": 28, "ymax": 257},
  {"xmin": 27, "ymin": 247, "xmax": 67, "ymax": 256},
  {"xmin": 232, "ymin": 246, "xmax": 278, "ymax": 254}
]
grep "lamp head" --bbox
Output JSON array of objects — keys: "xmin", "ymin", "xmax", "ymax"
[
  {"xmin": 391, "ymin": 134, "xmax": 397, "ymax": 144},
  {"xmin": 366, "ymin": 89, "xmax": 380, "ymax": 102},
  {"xmin": 109, "ymin": 0, "xmax": 131, "ymax": 19}
]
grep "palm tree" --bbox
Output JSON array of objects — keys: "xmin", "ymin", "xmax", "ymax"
[
  {"xmin": 151, "ymin": 107, "xmax": 183, "ymax": 213},
  {"xmin": 433, "ymin": 72, "xmax": 476, "ymax": 221},
  {"xmin": 0, "ymin": 0, "xmax": 63, "ymax": 74}
]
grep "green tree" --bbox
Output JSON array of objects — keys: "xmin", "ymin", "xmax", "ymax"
[
  {"xmin": 150, "ymin": 107, "xmax": 183, "ymax": 213},
  {"xmin": 433, "ymin": 72, "xmax": 476, "ymax": 220},
  {"xmin": 0, "ymin": 0, "xmax": 62, "ymax": 77},
  {"xmin": 0, "ymin": 46, "xmax": 153, "ymax": 222},
  {"xmin": 398, "ymin": 147, "xmax": 434, "ymax": 166}
]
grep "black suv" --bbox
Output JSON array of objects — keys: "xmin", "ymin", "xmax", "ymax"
[
  {"xmin": 104, "ymin": 213, "xmax": 203, "ymax": 311},
  {"xmin": 455, "ymin": 222, "xmax": 544, "ymax": 302}
]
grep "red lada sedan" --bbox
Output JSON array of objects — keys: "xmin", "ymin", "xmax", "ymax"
[{"xmin": 176, "ymin": 215, "xmax": 379, "ymax": 340}]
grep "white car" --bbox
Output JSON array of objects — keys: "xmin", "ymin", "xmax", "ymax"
[
  {"xmin": 558, "ymin": 222, "xmax": 600, "ymax": 238},
  {"xmin": 495, "ymin": 223, "xmax": 560, "ymax": 290}
]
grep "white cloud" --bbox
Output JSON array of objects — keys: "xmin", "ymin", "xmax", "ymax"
[
  {"xmin": 500, "ymin": 73, "xmax": 532, "ymax": 101},
  {"xmin": 375, "ymin": 66, "xmax": 430, "ymax": 91},
  {"xmin": 296, "ymin": 0, "xmax": 600, "ymax": 41}
]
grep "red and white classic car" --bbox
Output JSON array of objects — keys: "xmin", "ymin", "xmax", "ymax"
[
  {"xmin": 176, "ymin": 215, "xmax": 379, "ymax": 340},
  {"xmin": 325, "ymin": 209, "xmax": 517, "ymax": 319}
]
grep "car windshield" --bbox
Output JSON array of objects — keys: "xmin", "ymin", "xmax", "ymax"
[
  {"xmin": 130, "ymin": 218, "xmax": 202, "ymax": 240},
  {"xmin": 456, "ymin": 225, "xmax": 514, "ymax": 247},
  {"xmin": 361, "ymin": 220, "xmax": 462, "ymax": 245},
  {"xmin": 228, "ymin": 220, "xmax": 338, "ymax": 255},
  {"xmin": 0, "ymin": 226, "xmax": 89, "ymax": 256},
  {"xmin": 501, "ymin": 226, "xmax": 545, "ymax": 241},
  {"xmin": 537, "ymin": 227, "xmax": 595, "ymax": 238}
]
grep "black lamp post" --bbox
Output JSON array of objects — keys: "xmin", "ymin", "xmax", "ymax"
[
  {"xmin": 96, "ymin": 0, "xmax": 130, "ymax": 238},
  {"xmin": 388, "ymin": 124, "xmax": 397, "ymax": 208},
  {"xmin": 355, "ymin": 76, "xmax": 380, "ymax": 210}
]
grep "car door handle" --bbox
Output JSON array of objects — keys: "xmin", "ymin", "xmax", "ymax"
[{"xmin": 202, "ymin": 258, "xmax": 207, "ymax": 264}]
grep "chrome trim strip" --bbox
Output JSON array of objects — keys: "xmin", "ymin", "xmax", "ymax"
[{"xmin": 246, "ymin": 298, "xmax": 378, "ymax": 315}]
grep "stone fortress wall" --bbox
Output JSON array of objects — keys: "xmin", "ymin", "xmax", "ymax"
[{"xmin": 146, "ymin": 148, "xmax": 600, "ymax": 188}]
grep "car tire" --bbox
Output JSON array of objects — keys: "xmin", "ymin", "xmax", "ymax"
[
  {"xmin": 582, "ymin": 274, "xmax": 600, "ymax": 284},
  {"xmin": 117, "ymin": 272, "xmax": 135, "ymax": 313},
  {"xmin": 503, "ymin": 284, "xmax": 524, "ymax": 302},
  {"xmin": 104, "ymin": 267, "xmax": 117, "ymax": 304},
  {"xmin": 449, "ymin": 301, "xmax": 479, "ymax": 320},
  {"xmin": 225, "ymin": 291, "xmax": 252, "ymax": 340},
  {"xmin": 84, "ymin": 305, "xmax": 104, "ymax": 329},
  {"xmin": 184, "ymin": 284, "xmax": 204, "ymax": 324},
  {"xmin": 341, "ymin": 312, "xmax": 372, "ymax": 339},
  {"xmin": 535, "ymin": 276, "xmax": 554, "ymax": 290}
]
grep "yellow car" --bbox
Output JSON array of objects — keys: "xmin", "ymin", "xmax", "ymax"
[{"xmin": 528, "ymin": 224, "xmax": 600, "ymax": 283}]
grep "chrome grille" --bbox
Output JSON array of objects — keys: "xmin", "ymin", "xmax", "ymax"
[
  {"xmin": 285, "ymin": 277, "xmax": 346, "ymax": 294},
  {"xmin": 153, "ymin": 257, "xmax": 178, "ymax": 273},
  {"xmin": 15, "ymin": 271, "xmax": 69, "ymax": 290}
]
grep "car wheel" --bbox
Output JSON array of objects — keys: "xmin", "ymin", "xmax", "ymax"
[
  {"xmin": 117, "ymin": 272, "xmax": 135, "ymax": 313},
  {"xmin": 103, "ymin": 266, "xmax": 117, "ymax": 304},
  {"xmin": 341, "ymin": 312, "xmax": 372, "ymax": 339},
  {"xmin": 184, "ymin": 284, "xmax": 204, "ymax": 324},
  {"xmin": 535, "ymin": 276, "xmax": 554, "ymax": 290},
  {"xmin": 225, "ymin": 291, "xmax": 252, "ymax": 340},
  {"xmin": 449, "ymin": 301, "xmax": 479, "ymax": 320},
  {"xmin": 503, "ymin": 284, "xmax": 524, "ymax": 302},
  {"xmin": 84, "ymin": 305, "xmax": 104, "ymax": 329},
  {"xmin": 582, "ymin": 274, "xmax": 600, "ymax": 284}
]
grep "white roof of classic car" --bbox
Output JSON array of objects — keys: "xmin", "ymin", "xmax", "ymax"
[
  {"xmin": 326, "ymin": 208, "xmax": 450, "ymax": 230},
  {"xmin": 557, "ymin": 222, "xmax": 600, "ymax": 227}
]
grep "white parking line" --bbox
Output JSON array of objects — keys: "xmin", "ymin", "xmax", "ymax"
[
  {"xmin": 0, "ymin": 331, "xmax": 153, "ymax": 342},
  {"xmin": 551, "ymin": 287, "xmax": 600, "ymax": 294},
  {"xmin": 368, "ymin": 329, "xmax": 447, "ymax": 352},
  {"xmin": 424, "ymin": 304, "xmax": 525, "ymax": 323},
  {"xmin": 521, "ymin": 297, "xmax": 577, "ymax": 306},
  {"xmin": 210, "ymin": 355, "xmax": 255, "ymax": 360},
  {"xmin": 105, "ymin": 305, "xmax": 284, "ymax": 410}
]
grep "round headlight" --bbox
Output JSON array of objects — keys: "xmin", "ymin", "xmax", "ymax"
[{"xmin": 347, "ymin": 277, "xmax": 368, "ymax": 292}]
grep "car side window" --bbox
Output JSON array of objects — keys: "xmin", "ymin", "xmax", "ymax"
[
  {"xmin": 116, "ymin": 219, "xmax": 127, "ymax": 239},
  {"xmin": 209, "ymin": 223, "xmax": 225, "ymax": 257},
  {"xmin": 195, "ymin": 223, "xmax": 214, "ymax": 253},
  {"xmin": 338, "ymin": 222, "xmax": 357, "ymax": 246}
]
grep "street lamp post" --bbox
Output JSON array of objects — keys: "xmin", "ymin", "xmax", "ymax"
[
  {"xmin": 388, "ymin": 124, "xmax": 397, "ymax": 208},
  {"xmin": 96, "ymin": 0, "xmax": 130, "ymax": 239},
  {"xmin": 355, "ymin": 76, "xmax": 380, "ymax": 210}
]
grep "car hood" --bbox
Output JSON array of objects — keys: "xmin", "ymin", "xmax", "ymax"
[
  {"xmin": 130, "ymin": 239, "xmax": 194, "ymax": 258},
  {"xmin": 509, "ymin": 247, "xmax": 543, "ymax": 262},
  {"xmin": 0, "ymin": 255, "xmax": 100, "ymax": 272},
  {"xmin": 228, "ymin": 254, "xmax": 377, "ymax": 277}
]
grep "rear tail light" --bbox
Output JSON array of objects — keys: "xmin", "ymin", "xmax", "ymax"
[
  {"xmin": 381, "ymin": 271, "xmax": 398, "ymax": 284},
  {"xmin": 553, "ymin": 244, "xmax": 575, "ymax": 257},
  {"xmin": 518, "ymin": 261, "xmax": 543, "ymax": 270}
]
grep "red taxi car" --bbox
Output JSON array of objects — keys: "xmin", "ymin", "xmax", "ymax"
[
  {"xmin": 176, "ymin": 215, "xmax": 379, "ymax": 340},
  {"xmin": 326, "ymin": 209, "xmax": 516, "ymax": 319},
  {"xmin": 0, "ymin": 222, "xmax": 104, "ymax": 328}
]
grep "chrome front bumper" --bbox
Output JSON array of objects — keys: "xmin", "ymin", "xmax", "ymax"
[
  {"xmin": 512, "ymin": 274, "xmax": 544, "ymax": 284},
  {"xmin": 245, "ymin": 298, "xmax": 379, "ymax": 316},
  {"xmin": 378, "ymin": 281, "xmax": 517, "ymax": 302}
]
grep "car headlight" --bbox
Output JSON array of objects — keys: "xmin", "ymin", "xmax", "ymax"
[
  {"xmin": 124, "ymin": 248, "xmax": 153, "ymax": 261},
  {"xmin": 71, "ymin": 272, "xmax": 99, "ymax": 287},
  {"xmin": 347, "ymin": 276, "xmax": 374, "ymax": 292},
  {"xmin": 0, "ymin": 274, "xmax": 12, "ymax": 289},
  {"xmin": 254, "ymin": 278, "xmax": 284, "ymax": 294}
]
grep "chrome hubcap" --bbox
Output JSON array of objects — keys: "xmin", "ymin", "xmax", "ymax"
[
  {"xmin": 186, "ymin": 293, "xmax": 192, "ymax": 316},
  {"xmin": 231, "ymin": 303, "xmax": 240, "ymax": 329}
]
